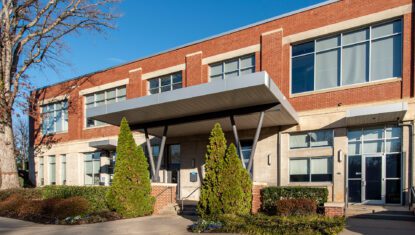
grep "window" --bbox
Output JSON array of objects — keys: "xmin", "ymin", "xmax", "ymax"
[
  {"xmin": 209, "ymin": 54, "xmax": 255, "ymax": 81},
  {"xmin": 85, "ymin": 86, "xmax": 126, "ymax": 127},
  {"xmin": 241, "ymin": 140, "xmax": 253, "ymax": 168},
  {"xmin": 41, "ymin": 100, "xmax": 68, "ymax": 134},
  {"xmin": 290, "ymin": 130, "xmax": 333, "ymax": 149},
  {"xmin": 84, "ymin": 152, "xmax": 101, "ymax": 185},
  {"xmin": 291, "ymin": 19, "xmax": 402, "ymax": 94},
  {"xmin": 289, "ymin": 157, "xmax": 333, "ymax": 182},
  {"xmin": 61, "ymin": 155, "xmax": 66, "ymax": 185},
  {"xmin": 149, "ymin": 72, "xmax": 182, "ymax": 94},
  {"xmin": 39, "ymin": 157, "xmax": 44, "ymax": 186},
  {"xmin": 49, "ymin": 155, "xmax": 56, "ymax": 185},
  {"xmin": 108, "ymin": 151, "xmax": 116, "ymax": 185}
]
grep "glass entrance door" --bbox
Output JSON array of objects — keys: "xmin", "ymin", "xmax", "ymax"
[{"xmin": 363, "ymin": 155, "xmax": 384, "ymax": 204}]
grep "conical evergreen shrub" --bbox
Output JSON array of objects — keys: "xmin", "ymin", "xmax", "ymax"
[
  {"xmin": 221, "ymin": 143, "xmax": 252, "ymax": 215},
  {"xmin": 106, "ymin": 117, "xmax": 155, "ymax": 218},
  {"xmin": 197, "ymin": 123, "xmax": 227, "ymax": 219}
]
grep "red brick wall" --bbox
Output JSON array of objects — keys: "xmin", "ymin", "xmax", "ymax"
[
  {"xmin": 30, "ymin": 0, "xmax": 413, "ymax": 146},
  {"xmin": 324, "ymin": 206, "xmax": 345, "ymax": 217},
  {"xmin": 151, "ymin": 183, "xmax": 177, "ymax": 215},
  {"xmin": 251, "ymin": 183, "xmax": 266, "ymax": 214}
]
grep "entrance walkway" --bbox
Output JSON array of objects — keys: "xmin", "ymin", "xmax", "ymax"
[
  {"xmin": 0, "ymin": 215, "xmax": 214, "ymax": 235},
  {"xmin": 341, "ymin": 218, "xmax": 415, "ymax": 235}
]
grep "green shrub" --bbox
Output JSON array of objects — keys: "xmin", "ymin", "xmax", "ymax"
[
  {"xmin": 275, "ymin": 198, "xmax": 317, "ymax": 216},
  {"xmin": 218, "ymin": 214, "xmax": 345, "ymax": 235},
  {"xmin": 49, "ymin": 196, "xmax": 90, "ymax": 219},
  {"xmin": 221, "ymin": 143, "xmax": 252, "ymax": 215},
  {"xmin": 261, "ymin": 186, "xmax": 328, "ymax": 214},
  {"xmin": 106, "ymin": 117, "xmax": 155, "ymax": 218},
  {"xmin": 42, "ymin": 185, "xmax": 109, "ymax": 212},
  {"xmin": 198, "ymin": 123, "xmax": 228, "ymax": 219},
  {"xmin": 0, "ymin": 188, "xmax": 42, "ymax": 201}
]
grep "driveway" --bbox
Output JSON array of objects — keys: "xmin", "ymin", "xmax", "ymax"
[
  {"xmin": 0, "ymin": 215, "xmax": 202, "ymax": 235},
  {"xmin": 341, "ymin": 218, "xmax": 415, "ymax": 235}
]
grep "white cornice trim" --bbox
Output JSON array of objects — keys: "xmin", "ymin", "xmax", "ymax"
[
  {"xmin": 38, "ymin": 95, "xmax": 69, "ymax": 106},
  {"xmin": 141, "ymin": 64, "xmax": 185, "ymax": 80},
  {"xmin": 202, "ymin": 44, "xmax": 260, "ymax": 65},
  {"xmin": 262, "ymin": 28, "xmax": 283, "ymax": 36},
  {"xmin": 79, "ymin": 78, "xmax": 129, "ymax": 96},
  {"xmin": 186, "ymin": 51, "xmax": 203, "ymax": 57},
  {"xmin": 283, "ymin": 4, "xmax": 412, "ymax": 44},
  {"xmin": 129, "ymin": 67, "xmax": 142, "ymax": 73}
]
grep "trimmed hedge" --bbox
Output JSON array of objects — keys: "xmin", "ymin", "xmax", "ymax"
[
  {"xmin": 42, "ymin": 186, "xmax": 109, "ymax": 212},
  {"xmin": 0, "ymin": 188, "xmax": 42, "ymax": 201},
  {"xmin": 218, "ymin": 214, "xmax": 345, "ymax": 235},
  {"xmin": 261, "ymin": 186, "xmax": 328, "ymax": 214},
  {"xmin": 276, "ymin": 198, "xmax": 317, "ymax": 216}
]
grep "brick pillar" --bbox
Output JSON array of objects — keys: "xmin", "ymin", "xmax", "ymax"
[
  {"xmin": 151, "ymin": 183, "xmax": 177, "ymax": 215},
  {"xmin": 251, "ymin": 182, "xmax": 267, "ymax": 214},
  {"xmin": 127, "ymin": 68, "xmax": 144, "ymax": 98},
  {"xmin": 324, "ymin": 202, "xmax": 345, "ymax": 217},
  {"xmin": 261, "ymin": 29, "xmax": 283, "ymax": 87},
  {"xmin": 185, "ymin": 51, "xmax": 203, "ymax": 87}
]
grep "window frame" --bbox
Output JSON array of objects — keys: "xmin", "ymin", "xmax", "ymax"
[
  {"xmin": 209, "ymin": 54, "xmax": 256, "ymax": 81},
  {"xmin": 61, "ymin": 154, "xmax": 66, "ymax": 185},
  {"xmin": 290, "ymin": 18, "xmax": 403, "ymax": 95},
  {"xmin": 289, "ymin": 156, "xmax": 333, "ymax": 183},
  {"xmin": 39, "ymin": 156, "xmax": 44, "ymax": 186},
  {"xmin": 84, "ymin": 86, "xmax": 126, "ymax": 128},
  {"xmin": 41, "ymin": 100, "xmax": 68, "ymax": 135},
  {"xmin": 48, "ymin": 155, "xmax": 56, "ymax": 185},
  {"xmin": 84, "ymin": 152, "xmax": 101, "ymax": 186},
  {"xmin": 147, "ymin": 72, "xmax": 183, "ymax": 95},
  {"xmin": 290, "ymin": 129, "xmax": 334, "ymax": 149}
]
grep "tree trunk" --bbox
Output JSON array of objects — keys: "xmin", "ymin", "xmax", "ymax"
[{"xmin": 0, "ymin": 123, "xmax": 20, "ymax": 189}]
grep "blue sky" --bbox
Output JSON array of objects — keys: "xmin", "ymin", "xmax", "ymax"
[{"xmin": 30, "ymin": 0, "xmax": 326, "ymax": 89}]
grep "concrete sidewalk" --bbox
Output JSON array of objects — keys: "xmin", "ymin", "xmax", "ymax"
[
  {"xmin": 340, "ymin": 218, "xmax": 415, "ymax": 235},
  {"xmin": 0, "ymin": 215, "xmax": 199, "ymax": 235}
]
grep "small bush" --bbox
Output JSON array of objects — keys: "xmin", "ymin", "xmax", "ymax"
[
  {"xmin": 261, "ymin": 186, "xmax": 328, "ymax": 214},
  {"xmin": 50, "ymin": 196, "xmax": 90, "ymax": 219},
  {"xmin": 275, "ymin": 198, "xmax": 317, "ymax": 216},
  {"xmin": 42, "ymin": 185, "xmax": 109, "ymax": 212},
  {"xmin": 0, "ymin": 194, "xmax": 23, "ymax": 217},
  {"xmin": 0, "ymin": 188, "xmax": 42, "ymax": 201}
]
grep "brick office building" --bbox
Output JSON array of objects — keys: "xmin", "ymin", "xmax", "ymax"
[{"xmin": 30, "ymin": 0, "xmax": 415, "ymax": 209}]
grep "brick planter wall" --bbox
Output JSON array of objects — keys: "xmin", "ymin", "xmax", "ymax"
[
  {"xmin": 251, "ymin": 182, "xmax": 267, "ymax": 214},
  {"xmin": 151, "ymin": 183, "xmax": 177, "ymax": 215},
  {"xmin": 324, "ymin": 203, "xmax": 345, "ymax": 217}
]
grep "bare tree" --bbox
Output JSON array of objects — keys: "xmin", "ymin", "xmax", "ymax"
[
  {"xmin": 14, "ymin": 116, "xmax": 29, "ymax": 170},
  {"xmin": 0, "ymin": 0, "xmax": 119, "ymax": 189}
]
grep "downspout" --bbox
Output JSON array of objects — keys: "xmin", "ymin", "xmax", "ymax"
[
  {"xmin": 398, "ymin": 121, "xmax": 413, "ymax": 206},
  {"xmin": 277, "ymin": 128, "xmax": 281, "ymax": 186}
]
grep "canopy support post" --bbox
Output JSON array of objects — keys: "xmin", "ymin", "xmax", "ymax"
[
  {"xmin": 230, "ymin": 115, "xmax": 246, "ymax": 168},
  {"xmin": 144, "ymin": 128, "xmax": 157, "ymax": 182},
  {"xmin": 247, "ymin": 111, "xmax": 265, "ymax": 175},
  {"xmin": 154, "ymin": 126, "xmax": 168, "ymax": 183}
]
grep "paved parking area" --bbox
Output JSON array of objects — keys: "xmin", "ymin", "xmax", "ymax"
[{"xmin": 340, "ymin": 218, "xmax": 415, "ymax": 235}]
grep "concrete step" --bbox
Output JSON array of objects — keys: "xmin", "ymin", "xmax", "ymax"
[
  {"xmin": 346, "ymin": 205, "xmax": 415, "ymax": 221},
  {"xmin": 351, "ymin": 212, "xmax": 415, "ymax": 222}
]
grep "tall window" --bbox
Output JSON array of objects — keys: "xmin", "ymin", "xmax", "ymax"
[
  {"xmin": 39, "ymin": 157, "xmax": 44, "ymax": 186},
  {"xmin": 289, "ymin": 157, "xmax": 333, "ymax": 182},
  {"xmin": 149, "ymin": 72, "xmax": 182, "ymax": 95},
  {"xmin": 41, "ymin": 100, "xmax": 68, "ymax": 134},
  {"xmin": 61, "ymin": 155, "xmax": 66, "ymax": 185},
  {"xmin": 291, "ymin": 19, "xmax": 402, "ymax": 94},
  {"xmin": 85, "ymin": 86, "xmax": 126, "ymax": 127},
  {"xmin": 290, "ymin": 130, "xmax": 333, "ymax": 149},
  {"xmin": 209, "ymin": 54, "xmax": 255, "ymax": 81},
  {"xmin": 49, "ymin": 155, "xmax": 56, "ymax": 185},
  {"xmin": 84, "ymin": 152, "xmax": 101, "ymax": 185}
]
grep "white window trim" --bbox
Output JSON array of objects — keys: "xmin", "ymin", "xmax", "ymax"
[
  {"xmin": 202, "ymin": 44, "xmax": 260, "ymax": 65},
  {"xmin": 84, "ymin": 153, "xmax": 101, "ymax": 186},
  {"xmin": 147, "ymin": 72, "xmax": 183, "ymax": 95},
  {"xmin": 79, "ymin": 78, "xmax": 129, "ymax": 96},
  {"xmin": 208, "ymin": 54, "xmax": 256, "ymax": 81},
  {"xmin": 142, "ymin": 64, "xmax": 185, "ymax": 80}
]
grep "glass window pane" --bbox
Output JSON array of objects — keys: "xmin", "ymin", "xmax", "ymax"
[
  {"xmin": 310, "ymin": 130, "xmax": 333, "ymax": 147},
  {"xmin": 55, "ymin": 111, "xmax": 62, "ymax": 132},
  {"xmin": 106, "ymin": 98, "xmax": 116, "ymax": 104},
  {"xmin": 386, "ymin": 154, "xmax": 401, "ymax": 178},
  {"xmin": 225, "ymin": 71, "xmax": 238, "ymax": 78},
  {"xmin": 224, "ymin": 59, "xmax": 238, "ymax": 73},
  {"xmin": 160, "ymin": 76, "xmax": 171, "ymax": 86},
  {"xmin": 371, "ymin": 35, "xmax": 402, "ymax": 81},
  {"xmin": 290, "ymin": 133, "xmax": 309, "ymax": 149},
  {"xmin": 348, "ymin": 156, "xmax": 362, "ymax": 178},
  {"xmin": 149, "ymin": 79, "xmax": 159, "ymax": 89},
  {"xmin": 149, "ymin": 88, "xmax": 159, "ymax": 94},
  {"xmin": 241, "ymin": 68, "xmax": 255, "ymax": 75},
  {"xmin": 311, "ymin": 158, "xmax": 332, "ymax": 174},
  {"xmin": 372, "ymin": 20, "xmax": 402, "ymax": 38},
  {"xmin": 386, "ymin": 139, "xmax": 401, "ymax": 153},
  {"xmin": 292, "ymin": 41, "xmax": 315, "ymax": 57},
  {"xmin": 343, "ymin": 28, "xmax": 369, "ymax": 45},
  {"xmin": 95, "ymin": 91, "xmax": 105, "ymax": 102},
  {"xmin": 172, "ymin": 83, "xmax": 182, "ymax": 90},
  {"xmin": 117, "ymin": 87, "xmax": 126, "ymax": 97},
  {"xmin": 348, "ymin": 180, "xmax": 362, "ymax": 202},
  {"xmin": 348, "ymin": 142, "xmax": 361, "ymax": 155},
  {"xmin": 85, "ymin": 161, "xmax": 93, "ymax": 174},
  {"xmin": 160, "ymin": 85, "xmax": 171, "ymax": 92},
  {"xmin": 316, "ymin": 49, "xmax": 340, "ymax": 90},
  {"xmin": 87, "ymin": 118, "xmax": 95, "ymax": 127},
  {"xmin": 386, "ymin": 127, "xmax": 401, "ymax": 139},
  {"xmin": 240, "ymin": 55, "xmax": 255, "ymax": 68},
  {"xmin": 106, "ymin": 89, "xmax": 116, "ymax": 100},
  {"xmin": 363, "ymin": 140, "xmax": 384, "ymax": 153},
  {"xmin": 291, "ymin": 54, "xmax": 314, "ymax": 93},
  {"xmin": 290, "ymin": 159, "xmax": 309, "ymax": 182},
  {"xmin": 348, "ymin": 129, "xmax": 362, "ymax": 141},
  {"xmin": 342, "ymin": 42, "xmax": 369, "ymax": 85},
  {"xmin": 86, "ymin": 103, "xmax": 95, "ymax": 109},
  {"xmin": 386, "ymin": 179, "xmax": 401, "ymax": 203},
  {"xmin": 316, "ymin": 36, "xmax": 340, "ymax": 51},
  {"xmin": 86, "ymin": 95, "xmax": 94, "ymax": 105},
  {"xmin": 210, "ymin": 74, "xmax": 223, "ymax": 81},
  {"xmin": 172, "ymin": 73, "xmax": 182, "ymax": 84},
  {"xmin": 93, "ymin": 160, "xmax": 100, "ymax": 174},
  {"xmin": 117, "ymin": 96, "xmax": 126, "ymax": 102},
  {"xmin": 363, "ymin": 128, "xmax": 383, "ymax": 140},
  {"xmin": 210, "ymin": 63, "xmax": 223, "ymax": 76}
]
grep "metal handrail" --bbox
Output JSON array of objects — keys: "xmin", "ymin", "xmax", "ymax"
[
  {"xmin": 180, "ymin": 186, "xmax": 201, "ymax": 212},
  {"xmin": 409, "ymin": 186, "xmax": 415, "ymax": 211}
]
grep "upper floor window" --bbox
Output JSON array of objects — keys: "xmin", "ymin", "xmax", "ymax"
[
  {"xmin": 291, "ymin": 19, "xmax": 402, "ymax": 94},
  {"xmin": 209, "ymin": 54, "xmax": 255, "ymax": 81},
  {"xmin": 85, "ymin": 86, "xmax": 126, "ymax": 128},
  {"xmin": 41, "ymin": 100, "xmax": 68, "ymax": 134},
  {"xmin": 149, "ymin": 72, "xmax": 182, "ymax": 95},
  {"xmin": 290, "ymin": 130, "xmax": 333, "ymax": 149}
]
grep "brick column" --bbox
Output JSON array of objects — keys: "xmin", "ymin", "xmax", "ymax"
[
  {"xmin": 261, "ymin": 29, "xmax": 283, "ymax": 87},
  {"xmin": 251, "ymin": 182, "xmax": 267, "ymax": 214},
  {"xmin": 151, "ymin": 183, "xmax": 177, "ymax": 215},
  {"xmin": 185, "ymin": 51, "xmax": 203, "ymax": 87},
  {"xmin": 324, "ymin": 202, "xmax": 345, "ymax": 217},
  {"xmin": 127, "ymin": 68, "xmax": 144, "ymax": 98}
]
